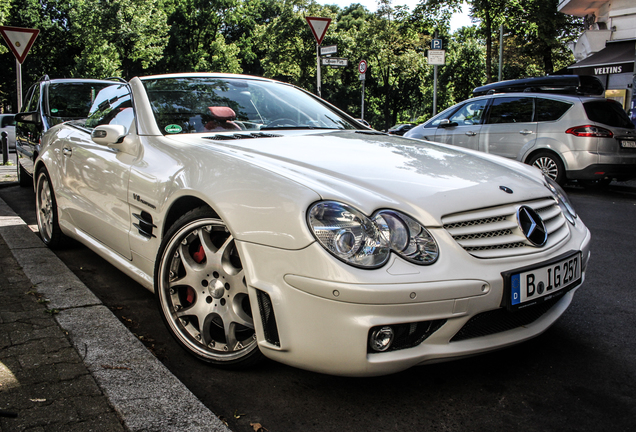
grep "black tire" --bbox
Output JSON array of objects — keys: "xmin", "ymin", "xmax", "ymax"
[
  {"xmin": 154, "ymin": 207, "xmax": 264, "ymax": 368},
  {"xmin": 17, "ymin": 161, "xmax": 32, "ymax": 188},
  {"xmin": 35, "ymin": 168, "xmax": 67, "ymax": 248},
  {"xmin": 527, "ymin": 151, "xmax": 566, "ymax": 185}
]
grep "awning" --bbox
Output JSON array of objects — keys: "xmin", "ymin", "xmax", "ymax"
[{"xmin": 568, "ymin": 40, "xmax": 635, "ymax": 75}]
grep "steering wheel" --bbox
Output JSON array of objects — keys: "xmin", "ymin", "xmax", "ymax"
[{"xmin": 265, "ymin": 118, "xmax": 298, "ymax": 128}]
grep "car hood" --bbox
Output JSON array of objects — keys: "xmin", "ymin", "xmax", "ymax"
[{"xmin": 170, "ymin": 130, "xmax": 549, "ymax": 226}]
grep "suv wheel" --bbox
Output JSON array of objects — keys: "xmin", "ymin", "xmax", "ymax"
[{"xmin": 528, "ymin": 151, "xmax": 565, "ymax": 185}]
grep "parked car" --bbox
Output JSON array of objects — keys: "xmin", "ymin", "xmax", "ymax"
[
  {"xmin": 387, "ymin": 123, "xmax": 413, "ymax": 135},
  {"xmin": 30, "ymin": 73, "xmax": 590, "ymax": 376},
  {"xmin": 0, "ymin": 113, "xmax": 15, "ymax": 152},
  {"xmin": 15, "ymin": 75, "xmax": 124, "ymax": 187},
  {"xmin": 405, "ymin": 83, "xmax": 636, "ymax": 185}
]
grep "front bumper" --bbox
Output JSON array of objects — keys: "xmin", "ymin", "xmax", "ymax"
[{"xmin": 238, "ymin": 224, "xmax": 592, "ymax": 377}]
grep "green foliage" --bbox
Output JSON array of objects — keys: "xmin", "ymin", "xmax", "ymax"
[
  {"xmin": 70, "ymin": 0, "xmax": 169, "ymax": 78},
  {"xmin": 0, "ymin": 0, "xmax": 581, "ymax": 126}
]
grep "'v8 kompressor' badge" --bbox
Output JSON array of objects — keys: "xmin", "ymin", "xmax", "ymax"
[{"xmin": 517, "ymin": 205, "xmax": 547, "ymax": 247}]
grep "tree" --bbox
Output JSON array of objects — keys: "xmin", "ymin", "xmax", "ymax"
[
  {"xmin": 70, "ymin": 0, "xmax": 169, "ymax": 78},
  {"xmin": 469, "ymin": 0, "xmax": 507, "ymax": 83}
]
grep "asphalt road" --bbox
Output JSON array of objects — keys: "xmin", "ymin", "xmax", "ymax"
[{"xmin": 1, "ymin": 181, "xmax": 634, "ymax": 432}]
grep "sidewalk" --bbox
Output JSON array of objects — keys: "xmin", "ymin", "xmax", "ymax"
[{"xmin": 0, "ymin": 158, "xmax": 230, "ymax": 431}]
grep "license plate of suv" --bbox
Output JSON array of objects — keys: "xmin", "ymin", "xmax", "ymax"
[
  {"xmin": 621, "ymin": 140, "xmax": 636, "ymax": 148},
  {"xmin": 505, "ymin": 252, "xmax": 582, "ymax": 310}
]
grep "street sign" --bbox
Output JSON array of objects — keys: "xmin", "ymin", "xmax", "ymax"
[
  {"xmin": 305, "ymin": 17, "xmax": 331, "ymax": 45},
  {"xmin": 359, "ymin": 73, "xmax": 366, "ymax": 81},
  {"xmin": 358, "ymin": 60, "xmax": 367, "ymax": 74},
  {"xmin": 0, "ymin": 26, "xmax": 39, "ymax": 64},
  {"xmin": 321, "ymin": 57, "xmax": 348, "ymax": 67},
  {"xmin": 431, "ymin": 38, "xmax": 443, "ymax": 50},
  {"xmin": 320, "ymin": 45, "xmax": 337, "ymax": 56},
  {"xmin": 428, "ymin": 49, "xmax": 446, "ymax": 65}
]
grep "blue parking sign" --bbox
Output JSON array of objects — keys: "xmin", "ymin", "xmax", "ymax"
[{"xmin": 431, "ymin": 39, "xmax": 442, "ymax": 50}]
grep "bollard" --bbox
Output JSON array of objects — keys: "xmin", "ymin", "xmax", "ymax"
[{"xmin": 1, "ymin": 131, "xmax": 7, "ymax": 165}]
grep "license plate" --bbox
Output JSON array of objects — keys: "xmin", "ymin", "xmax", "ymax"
[
  {"xmin": 504, "ymin": 252, "xmax": 582, "ymax": 310},
  {"xmin": 621, "ymin": 140, "xmax": 636, "ymax": 148}
]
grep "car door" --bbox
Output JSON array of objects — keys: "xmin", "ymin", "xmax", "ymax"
[
  {"xmin": 59, "ymin": 84, "xmax": 135, "ymax": 259},
  {"xmin": 434, "ymin": 99, "xmax": 487, "ymax": 150},
  {"xmin": 16, "ymin": 84, "xmax": 43, "ymax": 177},
  {"xmin": 479, "ymin": 96, "xmax": 537, "ymax": 159}
]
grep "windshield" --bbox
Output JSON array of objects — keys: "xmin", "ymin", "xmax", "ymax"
[{"xmin": 142, "ymin": 77, "xmax": 357, "ymax": 135}]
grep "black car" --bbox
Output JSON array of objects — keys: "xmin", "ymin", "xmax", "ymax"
[
  {"xmin": 387, "ymin": 123, "xmax": 413, "ymax": 136},
  {"xmin": 15, "ymin": 76, "xmax": 124, "ymax": 186}
]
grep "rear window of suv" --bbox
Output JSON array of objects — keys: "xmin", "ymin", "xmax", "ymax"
[{"xmin": 584, "ymin": 100, "xmax": 634, "ymax": 129}]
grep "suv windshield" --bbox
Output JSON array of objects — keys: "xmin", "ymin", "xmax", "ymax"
[
  {"xmin": 142, "ymin": 77, "xmax": 357, "ymax": 134},
  {"xmin": 583, "ymin": 100, "xmax": 634, "ymax": 129}
]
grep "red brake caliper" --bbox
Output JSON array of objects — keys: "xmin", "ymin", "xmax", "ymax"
[
  {"xmin": 193, "ymin": 244, "xmax": 205, "ymax": 263},
  {"xmin": 186, "ymin": 245, "xmax": 206, "ymax": 305}
]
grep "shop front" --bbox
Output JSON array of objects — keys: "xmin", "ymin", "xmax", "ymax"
[{"xmin": 568, "ymin": 39, "xmax": 636, "ymax": 124}]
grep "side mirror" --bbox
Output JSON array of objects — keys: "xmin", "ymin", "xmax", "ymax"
[
  {"xmin": 438, "ymin": 119, "xmax": 458, "ymax": 128},
  {"xmin": 14, "ymin": 112, "xmax": 40, "ymax": 125},
  {"xmin": 91, "ymin": 125, "xmax": 126, "ymax": 146}
]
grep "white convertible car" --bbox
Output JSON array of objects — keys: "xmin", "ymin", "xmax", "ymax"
[{"xmin": 30, "ymin": 73, "xmax": 591, "ymax": 376}]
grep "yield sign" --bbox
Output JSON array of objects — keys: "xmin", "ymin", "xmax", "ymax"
[
  {"xmin": 0, "ymin": 26, "xmax": 39, "ymax": 64},
  {"xmin": 305, "ymin": 17, "xmax": 331, "ymax": 45}
]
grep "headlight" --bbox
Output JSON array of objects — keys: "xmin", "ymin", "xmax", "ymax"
[
  {"xmin": 544, "ymin": 176, "xmax": 577, "ymax": 224},
  {"xmin": 308, "ymin": 201, "xmax": 439, "ymax": 268}
]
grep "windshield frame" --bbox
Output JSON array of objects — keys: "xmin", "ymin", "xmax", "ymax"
[{"xmin": 140, "ymin": 75, "xmax": 360, "ymax": 136}]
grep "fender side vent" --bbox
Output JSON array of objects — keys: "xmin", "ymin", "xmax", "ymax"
[
  {"xmin": 133, "ymin": 211, "xmax": 157, "ymax": 239},
  {"xmin": 256, "ymin": 289, "xmax": 280, "ymax": 347}
]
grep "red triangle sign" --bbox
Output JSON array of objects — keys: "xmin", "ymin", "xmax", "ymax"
[
  {"xmin": 305, "ymin": 17, "xmax": 331, "ymax": 45},
  {"xmin": 0, "ymin": 26, "xmax": 39, "ymax": 64}
]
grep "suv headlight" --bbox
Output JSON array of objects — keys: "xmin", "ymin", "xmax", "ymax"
[
  {"xmin": 307, "ymin": 201, "xmax": 439, "ymax": 269},
  {"xmin": 544, "ymin": 176, "xmax": 577, "ymax": 224}
]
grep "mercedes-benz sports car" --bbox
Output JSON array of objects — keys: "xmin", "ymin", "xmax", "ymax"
[{"xmin": 33, "ymin": 73, "xmax": 591, "ymax": 377}]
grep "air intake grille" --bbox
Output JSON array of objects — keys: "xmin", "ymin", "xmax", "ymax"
[
  {"xmin": 442, "ymin": 197, "xmax": 569, "ymax": 258},
  {"xmin": 450, "ymin": 296, "xmax": 562, "ymax": 342},
  {"xmin": 204, "ymin": 132, "xmax": 282, "ymax": 140},
  {"xmin": 256, "ymin": 290, "xmax": 280, "ymax": 347}
]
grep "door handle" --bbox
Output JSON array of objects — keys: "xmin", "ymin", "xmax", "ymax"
[
  {"xmin": 519, "ymin": 130, "xmax": 533, "ymax": 135},
  {"xmin": 63, "ymin": 147, "xmax": 72, "ymax": 157},
  {"xmin": 465, "ymin": 131, "xmax": 477, "ymax": 137}
]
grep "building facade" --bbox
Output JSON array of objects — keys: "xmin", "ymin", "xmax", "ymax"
[{"xmin": 559, "ymin": 0, "xmax": 636, "ymax": 123}]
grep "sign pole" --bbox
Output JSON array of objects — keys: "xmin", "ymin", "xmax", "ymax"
[
  {"xmin": 498, "ymin": 24, "xmax": 504, "ymax": 82},
  {"xmin": 0, "ymin": 26, "xmax": 40, "ymax": 111},
  {"xmin": 361, "ymin": 79, "xmax": 365, "ymax": 121},
  {"xmin": 16, "ymin": 59, "xmax": 22, "ymax": 112},
  {"xmin": 358, "ymin": 60, "xmax": 367, "ymax": 121},
  {"xmin": 316, "ymin": 43, "xmax": 321, "ymax": 97},
  {"xmin": 432, "ymin": 31, "xmax": 439, "ymax": 116},
  {"xmin": 305, "ymin": 17, "xmax": 331, "ymax": 98}
]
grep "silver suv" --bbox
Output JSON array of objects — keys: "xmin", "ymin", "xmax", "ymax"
[{"xmin": 404, "ymin": 92, "xmax": 636, "ymax": 185}]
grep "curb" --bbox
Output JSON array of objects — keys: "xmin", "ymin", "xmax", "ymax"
[{"xmin": 0, "ymin": 197, "xmax": 231, "ymax": 432}]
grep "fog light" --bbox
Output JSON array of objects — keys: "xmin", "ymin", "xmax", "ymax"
[{"xmin": 369, "ymin": 326, "xmax": 394, "ymax": 352}]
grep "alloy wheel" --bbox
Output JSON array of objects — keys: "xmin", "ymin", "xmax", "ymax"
[{"xmin": 157, "ymin": 218, "xmax": 258, "ymax": 363}]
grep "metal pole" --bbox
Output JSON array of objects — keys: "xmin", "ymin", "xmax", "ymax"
[
  {"xmin": 498, "ymin": 24, "xmax": 504, "ymax": 82},
  {"xmin": 433, "ymin": 65, "xmax": 438, "ymax": 116},
  {"xmin": 432, "ymin": 30, "xmax": 438, "ymax": 116},
  {"xmin": 16, "ymin": 60, "xmax": 22, "ymax": 112},
  {"xmin": 361, "ymin": 79, "xmax": 365, "ymax": 120},
  {"xmin": 316, "ymin": 44, "xmax": 321, "ymax": 97}
]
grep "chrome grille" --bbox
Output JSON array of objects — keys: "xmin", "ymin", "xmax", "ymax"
[{"xmin": 442, "ymin": 197, "xmax": 569, "ymax": 258}]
